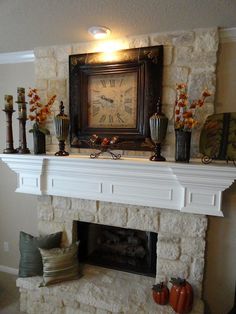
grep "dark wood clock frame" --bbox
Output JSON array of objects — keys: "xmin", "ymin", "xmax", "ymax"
[{"xmin": 69, "ymin": 45, "xmax": 163, "ymax": 150}]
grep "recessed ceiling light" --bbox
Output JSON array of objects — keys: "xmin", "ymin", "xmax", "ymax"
[{"xmin": 88, "ymin": 26, "xmax": 111, "ymax": 39}]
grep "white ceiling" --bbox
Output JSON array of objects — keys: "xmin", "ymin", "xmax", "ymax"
[{"xmin": 0, "ymin": 0, "xmax": 236, "ymax": 53}]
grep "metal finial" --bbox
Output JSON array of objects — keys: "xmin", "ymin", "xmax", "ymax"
[{"xmin": 59, "ymin": 101, "xmax": 64, "ymax": 115}]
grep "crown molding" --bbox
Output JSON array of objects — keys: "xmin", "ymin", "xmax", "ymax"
[
  {"xmin": 0, "ymin": 50, "xmax": 34, "ymax": 64},
  {"xmin": 220, "ymin": 27, "xmax": 236, "ymax": 43}
]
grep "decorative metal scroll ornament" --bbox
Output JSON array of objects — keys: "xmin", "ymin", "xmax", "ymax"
[
  {"xmin": 149, "ymin": 99, "xmax": 168, "ymax": 161},
  {"xmin": 54, "ymin": 101, "xmax": 69, "ymax": 156},
  {"xmin": 88, "ymin": 135, "xmax": 121, "ymax": 160}
]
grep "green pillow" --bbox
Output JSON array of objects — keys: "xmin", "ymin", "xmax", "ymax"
[
  {"xmin": 39, "ymin": 242, "xmax": 79, "ymax": 286},
  {"xmin": 19, "ymin": 231, "xmax": 62, "ymax": 277}
]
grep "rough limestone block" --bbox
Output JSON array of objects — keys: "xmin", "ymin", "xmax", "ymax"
[
  {"xmin": 57, "ymin": 62, "xmax": 69, "ymax": 79},
  {"xmin": 158, "ymin": 234, "xmax": 181, "ymax": 244},
  {"xmin": 53, "ymin": 207, "xmax": 70, "ymax": 222},
  {"xmin": 43, "ymin": 295, "xmax": 64, "ymax": 308},
  {"xmin": 72, "ymin": 42, "xmax": 99, "ymax": 54},
  {"xmin": 150, "ymin": 33, "xmax": 173, "ymax": 46},
  {"xmin": 175, "ymin": 46, "xmax": 193, "ymax": 65},
  {"xmin": 188, "ymin": 71, "xmax": 216, "ymax": 101},
  {"xmin": 194, "ymin": 28, "xmax": 219, "ymax": 52},
  {"xmin": 38, "ymin": 220, "xmax": 64, "ymax": 236},
  {"xmin": 160, "ymin": 212, "xmax": 208, "ymax": 237},
  {"xmin": 180, "ymin": 254, "xmax": 192, "ymax": 264},
  {"xmin": 19, "ymin": 291, "xmax": 27, "ymax": 312},
  {"xmin": 48, "ymin": 79, "xmax": 67, "ymax": 99},
  {"xmin": 53, "ymin": 196, "xmax": 71, "ymax": 210},
  {"xmin": 127, "ymin": 206, "xmax": 159, "ymax": 232},
  {"xmin": 191, "ymin": 257, "xmax": 205, "ymax": 282},
  {"xmin": 96, "ymin": 309, "xmax": 112, "ymax": 314},
  {"xmin": 63, "ymin": 298, "xmax": 80, "ymax": 309},
  {"xmin": 71, "ymin": 198, "xmax": 97, "ymax": 213},
  {"xmin": 54, "ymin": 45, "xmax": 72, "ymax": 62},
  {"xmin": 34, "ymin": 47, "xmax": 55, "ymax": 58},
  {"xmin": 35, "ymin": 58, "xmax": 57, "ymax": 79},
  {"xmin": 37, "ymin": 195, "xmax": 52, "ymax": 206},
  {"xmin": 163, "ymin": 66, "xmax": 189, "ymax": 87},
  {"xmin": 162, "ymin": 86, "xmax": 176, "ymax": 107},
  {"xmin": 181, "ymin": 237, "xmax": 205, "ymax": 258},
  {"xmin": 79, "ymin": 303, "xmax": 96, "ymax": 314},
  {"xmin": 163, "ymin": 46, "xmax": 173, "ymax": 66},
  {"xmin": 128, "ymin": 35, "xmax": 150, "ymax": 48},
  {"xmin": 28, "ymin": 290, "xmax": 44, "ymax": 303},
  {"xmin": 37, "ymin": 204, "xmax": 54, "ymax": 221},
  {"xmin": 157, "ymin": 241, "xmax": 180, "ymax": 260},
  {"xmin": 157, "ymin": 258, "xmax": 189, "ymax": 278},
  {"xmin": 172, "ymin": 31, "xmax": 195, "ymax": 46},
  {"xmin": 98, "ymin": 202, "xmax": 127, "ymax": 227},
  {"xmin": 17, "ymin": 277, "xmax": 42, "ymax": 290}
]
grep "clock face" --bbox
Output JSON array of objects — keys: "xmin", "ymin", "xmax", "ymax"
[{"xmin": 87, "ymin": 72, "xmax": 138, "ymax": 128}]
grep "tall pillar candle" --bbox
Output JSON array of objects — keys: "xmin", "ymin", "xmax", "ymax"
[
  {"xmin": 17, "ymin": 87, "xmax": 25, "ymax": 102},
  {"xmin": 4, "ymin": 95, "xmax": 13, "ymax": 110}
]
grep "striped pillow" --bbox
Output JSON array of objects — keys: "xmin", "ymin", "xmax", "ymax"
[{"xmin": 39, "ymin": 242, "xmax": 79, "ymax": 286}]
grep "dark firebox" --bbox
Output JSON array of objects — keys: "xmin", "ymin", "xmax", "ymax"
[{"xmin": 77, "ymin": 221, "xmax": 157, "ymax": 277}]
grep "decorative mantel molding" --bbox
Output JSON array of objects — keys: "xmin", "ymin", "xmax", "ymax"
[{"xmin": 1, "ymin": 154, "xmax": 235, "ymax": 216}]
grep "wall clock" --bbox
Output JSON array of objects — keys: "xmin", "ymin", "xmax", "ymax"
[{"xmin": 69, "ymin": 45, "xmax": 163, "ymax": 150}]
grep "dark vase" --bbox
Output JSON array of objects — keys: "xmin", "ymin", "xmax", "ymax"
[
  {"xmin": 175, "ymin": 129, "xmax": 191, "ymax": 162},
  {"xmin": 33, "ymin": 130, "xmax": 46, "ymax": 154}
]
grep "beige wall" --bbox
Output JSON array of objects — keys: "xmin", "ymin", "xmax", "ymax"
[
  {"xmin": 0, "ymin": 62, "xmax": 37, "ymax": 270},
  {"xmin": 204, "ymin": 41, "xmax": 236, "ymax": 314}
]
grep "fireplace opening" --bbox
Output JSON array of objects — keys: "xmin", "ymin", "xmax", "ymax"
[{"xmin": 77, "ymin": 221, "xmax": 157, "ymax": 277}]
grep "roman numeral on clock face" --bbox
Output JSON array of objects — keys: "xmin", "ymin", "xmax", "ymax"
[
  {"xmin": 92, "ymin": 106, "xmax": 100, "ymax": 116},
  {"xmin": 110, "ymin": 80, "xmax": 115, "ymax": 87},
  {"xmin": 99, "ymin": 114, "xmax": 106, "ymax": 123},
  {"xmin": 117, "ymin": 113, "xmax": 124, "ymax": 123},
  {"xmin": 125, "ymin": 105, "xmax": 132, "ymax": 114},
  {"xmin": 101, "ymin": 80, "xmax": 106, "ymax": 88},
  {"xmin": 109, "ymin": 115, "xmax": 113, "ymax": 123}
]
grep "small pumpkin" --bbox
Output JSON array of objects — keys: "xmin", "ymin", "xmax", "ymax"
[
  {"xmin": 169, "ymin": 277, "xmax": 193, "ymax": 314},
  {"xmin": 152, "ymin": 282, "xmax": 169, "ymax": 305}
]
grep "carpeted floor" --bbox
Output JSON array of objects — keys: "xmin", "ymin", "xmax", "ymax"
[{"xmin": 0, "ymin": 271, "xmax": 23, "ymax": 314}]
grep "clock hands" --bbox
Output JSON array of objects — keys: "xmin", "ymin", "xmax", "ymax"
[{"xmin": 100, "ymin": 95, "xmax": 114, "ymax": 103}]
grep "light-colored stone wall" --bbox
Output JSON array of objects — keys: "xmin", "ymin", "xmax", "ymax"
[{"xmin": 34, "ymin": 27, "xmax": 218, "ymax": 159}]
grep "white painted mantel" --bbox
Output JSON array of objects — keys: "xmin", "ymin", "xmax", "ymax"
[{"xmin": 1, "ymin": 154, "xmax": 236, "ymax": 217}]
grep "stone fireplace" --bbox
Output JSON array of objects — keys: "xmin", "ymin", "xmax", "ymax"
[
  {"xmin": 1, "ymin": 27, "xmax": 234, "ymax": 313},
  {"xmin": 18, "ymin": 195, "xmax": 208, "ymax": 314}
]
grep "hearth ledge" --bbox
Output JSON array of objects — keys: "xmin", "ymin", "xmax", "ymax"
[
  {"xmin": 16, "ymin": 265, "xmax": 204, "ymax": 314},
  {"xmin": 1, "ymin": 154, "xmax": 236, "ymax": 217}
]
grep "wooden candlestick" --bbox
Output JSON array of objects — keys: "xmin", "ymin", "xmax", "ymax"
[
  {"xmin": 3, "ymin": 108, "xmax": 17, "ymax": 154},
  {"xmin": 17, "ymin": 117, "xmax": 30, "ymax": 154}
]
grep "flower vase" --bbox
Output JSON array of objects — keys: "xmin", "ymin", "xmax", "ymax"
[
  {"xmin": 175, "ymin": 130, "xmax": 191, "ymax": 162},
  {"xmin": 33, "ymin": 130, "xmax": 46, "ymax": 154}
]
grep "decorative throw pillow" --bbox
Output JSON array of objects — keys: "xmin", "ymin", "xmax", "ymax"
[
  {"xmin": 18, "ymin": 231, "xmax": 62, "ymax": 278},
  {"xmin": 39, "ymin": 242, "xmax": 80, "ymax": 286}
]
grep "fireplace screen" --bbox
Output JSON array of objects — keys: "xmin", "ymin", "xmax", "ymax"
[{"xmin": 77, "ymin": 221, "xmax": 157, "ymax": 277}]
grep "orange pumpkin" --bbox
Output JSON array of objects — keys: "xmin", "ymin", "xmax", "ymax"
[
  {"xmin": 152, "ymin": 282, "xmax": 169, "ymax": 305},
  {"xmin": 169, "ymin": 278, "xmax": 193, "ymax": 314}
]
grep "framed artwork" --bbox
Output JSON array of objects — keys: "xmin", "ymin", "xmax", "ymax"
[{"xmin": 69, "ymin": 45, "xmax": 163, "ymax": 150}]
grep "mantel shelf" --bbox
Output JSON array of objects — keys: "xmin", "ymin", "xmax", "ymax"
[{"xmin": 1, "ymin": 154, "xmax": 236, "ymax": 217}]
